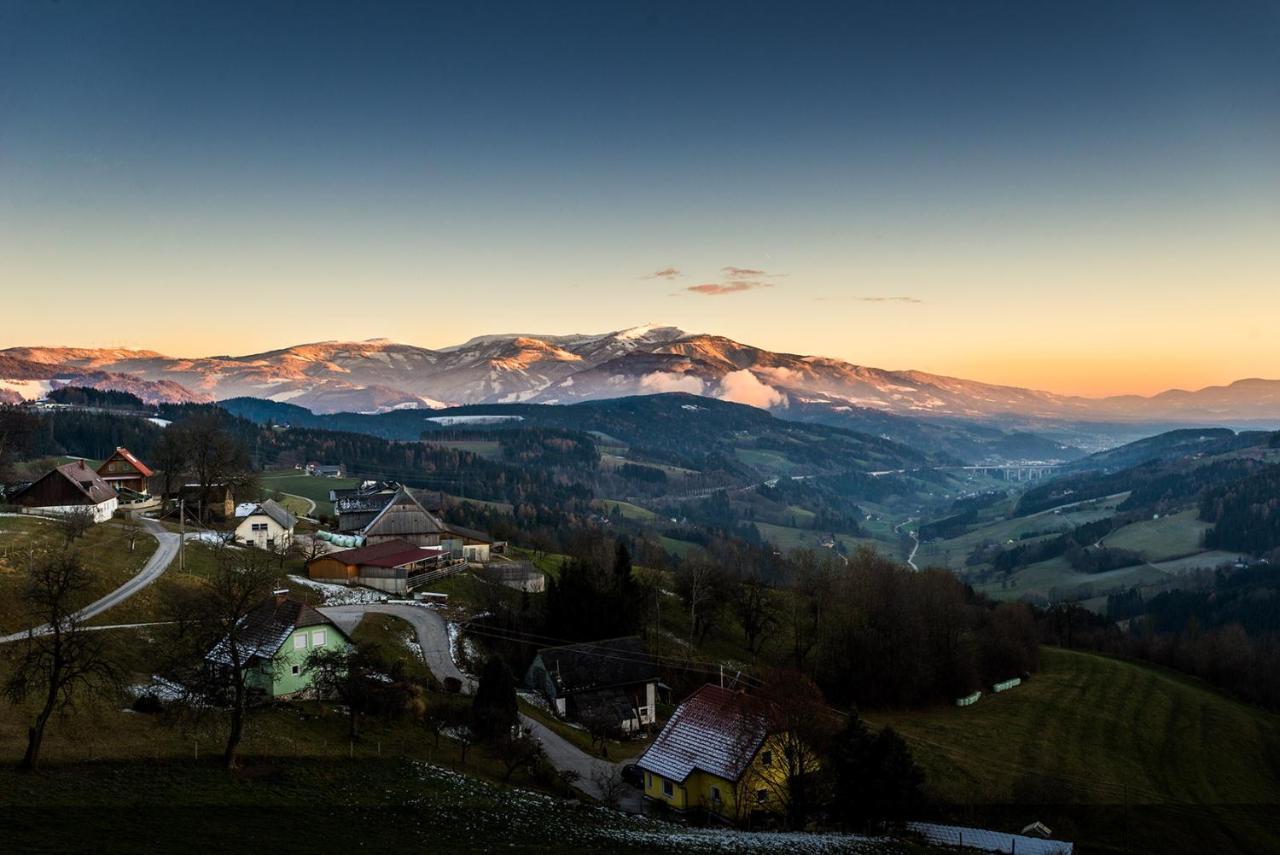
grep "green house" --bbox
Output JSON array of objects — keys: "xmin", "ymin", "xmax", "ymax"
[{"xmin": 209, "ymin": 591, "xmax": 350, "ymax": 698}]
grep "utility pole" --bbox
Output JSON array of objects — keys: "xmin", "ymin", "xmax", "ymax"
[{"xmin": 178, "ymin": 498, "xmax": 185, "ymax": 572}]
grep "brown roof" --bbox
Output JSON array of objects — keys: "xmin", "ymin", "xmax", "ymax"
[
  {"xmin": 98, "ymin": 447, "xmax": 153, "ymax": 478},
  {"xmin": 29, "ymin": 461, "xmax": 118, "ymax": 505}
]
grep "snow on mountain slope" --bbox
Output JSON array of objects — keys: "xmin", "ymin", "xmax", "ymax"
[{"xmin": 3, "ymin": 329, "xmax": 1278, "ymax": 422}]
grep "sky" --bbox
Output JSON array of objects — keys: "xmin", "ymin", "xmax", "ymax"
[{"xmin": 1, "ymin": 0, "xmax": 1277, "ymax": 397}]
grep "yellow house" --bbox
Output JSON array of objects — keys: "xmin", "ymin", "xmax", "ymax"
[{"xmin": 636, "ymin": 684, "xmax": 799, "ymax": 822}]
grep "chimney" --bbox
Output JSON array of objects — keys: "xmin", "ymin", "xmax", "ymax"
[
  {"xmin": 79, "ymin": 459, "xmax": 86, "ymax": 470},
  {"xmin": 273, "ymin": 587, "xmax": 290, "ymax": 606}
]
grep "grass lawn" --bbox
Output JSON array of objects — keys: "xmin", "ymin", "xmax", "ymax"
[
  {"xmin": 869, "ymin": 647, "xmax": 1280, "ymax": 855},
  {"xmin": 0, "ymin": 517, "xmax": 158, "ymax": 634},
  {"xmin": 1101, "ymin": 509, "xmax": 1210, "ymax": 562}
]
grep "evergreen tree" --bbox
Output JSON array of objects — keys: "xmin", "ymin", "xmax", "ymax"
[{"xmin": 471, "ymin": 657, "xmax": 518, "ymax": 740}]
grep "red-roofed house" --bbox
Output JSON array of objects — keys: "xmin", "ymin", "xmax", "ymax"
[
  {"xmin": 96, "ymin": 447, "xmax": 153, "ymax": 495},
  {"xmin": 636, "ymin": 684, "xmax": 802, "ymax": 821},
  {"xmin": 304, "ymin": 537, "xmax": 459, "ymax": 595}
]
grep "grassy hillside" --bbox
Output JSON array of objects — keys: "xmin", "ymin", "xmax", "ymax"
[
  {"xmin": 870, "ymin": 647, "xmax": 1280, "ymax": 855},
  {"xmin": 1100, "ymin": 510, "xmax": 1210, "ymax": 562}
]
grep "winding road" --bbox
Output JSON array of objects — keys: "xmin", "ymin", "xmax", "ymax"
[
  {"xmin": 0, "ymin": 517, "xmax": 180, "ymax": 644},
  {"xmin": 318, "ymin": 600, "xmax": 642, "ymax": 809}
]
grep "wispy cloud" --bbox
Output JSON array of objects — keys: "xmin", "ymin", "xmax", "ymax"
[
  {"xmin": 642, "ymin": 266, "xmax": 682, "ymax": 280},
  {"xmin": 686, "ymin": 280, "xmax": 774, "ymax": 296},
  {"xmin": 681, "ymin": 265, "xmax": 782, "ymax": 297},
  {"xmin": 814, "ymin": 295, "xmax": 924, "ymax": 304}
]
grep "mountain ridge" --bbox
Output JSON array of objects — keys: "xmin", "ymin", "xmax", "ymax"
[{"xmin": 3, "ymin": 328, "xmax": 1278, "ymax": 425}]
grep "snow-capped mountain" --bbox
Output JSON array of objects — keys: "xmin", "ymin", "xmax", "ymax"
[{"xmin": 3, "ymin": 327, "xmax": 1279, "ymax": 424}]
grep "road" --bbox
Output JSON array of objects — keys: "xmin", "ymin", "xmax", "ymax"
[
  {"xmin": 0, "ymin": 517, "xmax": 180, "ymax": 644},
  {"xmin": 895, "ymin": 519, "xmax": 920, "ymax": 571},
  {"xmin": 320, "ymin": 601, "xmax": 643, "ymax": 811},
  {"xmin": 319, "ymin": 602, "xmax": 475, "ymax": 693}
]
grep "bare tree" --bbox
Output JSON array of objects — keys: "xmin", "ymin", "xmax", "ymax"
[
  {"xmin": 166, "ymin": 546, "xmax": 282, "ymax": 769},
  {"xmin": 493, "ymin": 724, "xmax": 546, "ymax": 783},
  {"xmin": 784, "ymin": 551, "xmax": 833, "ymax": 670},
  {"xmin": 590, "ymin": 765, "xmax": 628, "ymax": 808},
  {"xmin": 675, "ymin": 558, "xmax": 729, "ymax": 645},
  {"xmin": 3, "ymin": 549, "xmax": 118, "ymax": 770},
  {"xmin": 746, "ymin": 670, "xmax": 838, "ymax": 828},
  {"xmin": 732, "ymin": 567, "xmax": 777, "ymax": 661},
  {"xmin": 52, "ymin": 507, "xmax": 96, "ymax": 546},
  {"xmin": 176, "ymin": 413, "xmax": 252, "ymax": 523}
]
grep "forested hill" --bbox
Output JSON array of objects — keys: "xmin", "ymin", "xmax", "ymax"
[{"xmin": 219, "ymin": 393, "xmax": 945, "ymax": 474}]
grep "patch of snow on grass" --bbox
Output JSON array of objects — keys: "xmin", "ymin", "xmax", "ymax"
[{"xmin": 288, "ymin": 574, "xmax": 387, "ymax": 605}]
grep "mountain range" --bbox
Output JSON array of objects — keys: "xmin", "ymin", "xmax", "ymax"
[{"xmin": 3, "ymin": 325, "xmax": 1278, "ymax": 435}]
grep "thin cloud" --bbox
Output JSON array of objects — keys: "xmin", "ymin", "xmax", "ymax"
[
  {"xmin": 686, "ymin": 280, "xmax": 774, "ymax": 296},
  {"xmin": 858, "ymin": 296, "xmax": 924, "ymax": 304},
  {"xmin": 721, "ymin": 266, "xmax": 768, "ymax": 277},
  {"xmin": 642, "ymin": 267, "xmax": 682, "ymax": 279}
]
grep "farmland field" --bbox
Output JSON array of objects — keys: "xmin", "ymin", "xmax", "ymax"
[
  {"xmin": 1101, "ymin": 509, "xmax": 1210, "ymax": 561},
  {"xmin": 871, "ymin": 647, "xmax": 1280, "ymax": 855},
  {"xmin": 259, "ymin": 470, "xmax": 362, "ymax": 516}
]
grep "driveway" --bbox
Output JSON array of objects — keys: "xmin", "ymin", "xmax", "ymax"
[
  {"xmin": 319, "ymin": 602, "xmax": 475, "ymax": 693},
  {"xmin": 519, "ymin": 713, "xmax": 645, "ymax": 812},
  {"xmin": 0, "ymin": 517, "xmax": 180, "ymax": 643}
]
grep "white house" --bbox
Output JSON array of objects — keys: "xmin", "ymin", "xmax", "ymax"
[{"xmin": 234, "ymin": 499, "xmax": 298, "ymax": 549}]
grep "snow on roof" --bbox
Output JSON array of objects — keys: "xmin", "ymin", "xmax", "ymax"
[
  {"xmin": 906, "ymin": 823, "xmax": 1073, "ymax": 854},
  {"xmin": 636, "ymin": 684, "xmax": 768, "ymax": 784},
  {"xmin": 207, "ymin": 595, "xmax": 339, "ymax": 666}
]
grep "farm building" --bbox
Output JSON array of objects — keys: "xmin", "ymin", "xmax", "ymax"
[
  {"xmin": 95, "ymin": 447, "xmax": 153, "ymax": 495},
  {"xmin": 206, "ymin": 590, "xmax": 349, "ymax": 699},
  {"xmin": 525, "ymin": 636, "xmax": 658, "ymax": 734},
  {"xmin": 177, "ymin": 483, "xmax": 236, "ymax": 520},
  {"xmin": 334, "ymin": 482, "xmax": 444, "ymax": 533},
  {"xmin": 350, "ymin": 485, "xmax": 448, "ymax": 548},
  {"xmin": 637, "ymin": 684, "xmax": 806, "ymax": 821},
  {"xmin": 233, "ymin": 499, "xmax": 298, "ymax": 549},
  {"xmin": 443, "ymin": 522, "xmax": 494, "ymax": 562},
  {"xmin": 306, "ymin": 463, "xmax": 345, "ymax": 478},
  {"xmin": 305, "ymin": 537, "xmax": 459, "ymax": 595},
  {"xmin": 8, "ymin": 460, "xmax": 119, "ymax": 523}
]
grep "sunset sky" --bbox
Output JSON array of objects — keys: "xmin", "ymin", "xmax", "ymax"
[{"xmin": 2, "ymin": 1, "xmax": 1277, "ymax": 397}]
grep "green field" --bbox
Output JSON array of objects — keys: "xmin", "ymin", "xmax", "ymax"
[
  {"xmin": 423, "ymin": 439, "xmax": 502, "ymax": 459},
  {"xmin": 602, "ymin": 499, "xmax": 658, "ymax": 522},
  {"xmin": 914, "ymin": 494, "xmax": 1126, "ymax": 571},
  {"xmin": 1101, "ymin": 509, "xmax": 1210, "ymax": 562},
  {"xmin": 260, "ymin": 470, "xmax": 362, "ymax": 516},
  {"xmin": 871, "ymin": 647, "xmax": 1280, "ymax": 855},
  {"xmin": 753, "ymin": 521, "xmax": 891, "ymax": 558}
]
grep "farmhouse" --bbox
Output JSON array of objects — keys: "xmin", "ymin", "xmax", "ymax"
[
  {"xmin": 637, "ymin": 684, "xmax": 798, "ymax": 821},
  {"xmin": 95, "ymin": 447, "xmax": 153, "ymax": 495},
  {"xmin": 305, "ymin": 537, "xmax": 458, "ymax": 595},
  {"xmin": 9, "ymin": 460, "xmax": 119, "ymax": 523},
  {"xmin": 233, "ymin": 499, "xmax": 298, "ymax": 549},
  {"xmin": 525, "ymin": 636, "xmax": 658, "ymax": 734},
  {"xmin": 348, "ymin": 485, "xmax": 448, "ymax": 548},
  {"xmin": 334, "ymin": 482, "xmax": 444, "ymax": 534},
  {"xmin": 207, "ymin": 590, "xmax": 350, "ymax": 699}
]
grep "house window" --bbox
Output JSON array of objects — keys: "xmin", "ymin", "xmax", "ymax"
[
  {"xmin": 252, "ymin": 523, "xmax": 268, "ymax": 532},
  {"xmin": 646, "ymin": 773, "xmax": 652, "ymax": 790},
  {"xmin": 711, "ymin": 785, "xmax": 722, "ymax": 803},
  {"xmin": 756, "ymin": 789, "xmax": 768, "ymax": 804},
  {"xmin": 293, "ymin": 635, "xmax": 306, "ymax": 650},
  {"xmin": 662, "ymin": 779, "xmax": 674, "ymax": 798},
  {"xmin": 760, "ymin": 750, "xmax": 773, "ymax": 768},
  {"xmin": 311, "ymin": 629, "xmax": 326, "ymax": 646},
  {"xmin": 291, "ymin": 664, "xmax": 301, "ymax": 676}
]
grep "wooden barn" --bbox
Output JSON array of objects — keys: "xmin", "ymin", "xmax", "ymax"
[
  {"xmin": 10, "ymin": 460, "xmax": 119, "ymax": 523},
  {"xmin": 305, "ymin": 537, "xmax": 457, "ymax": 595}
]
